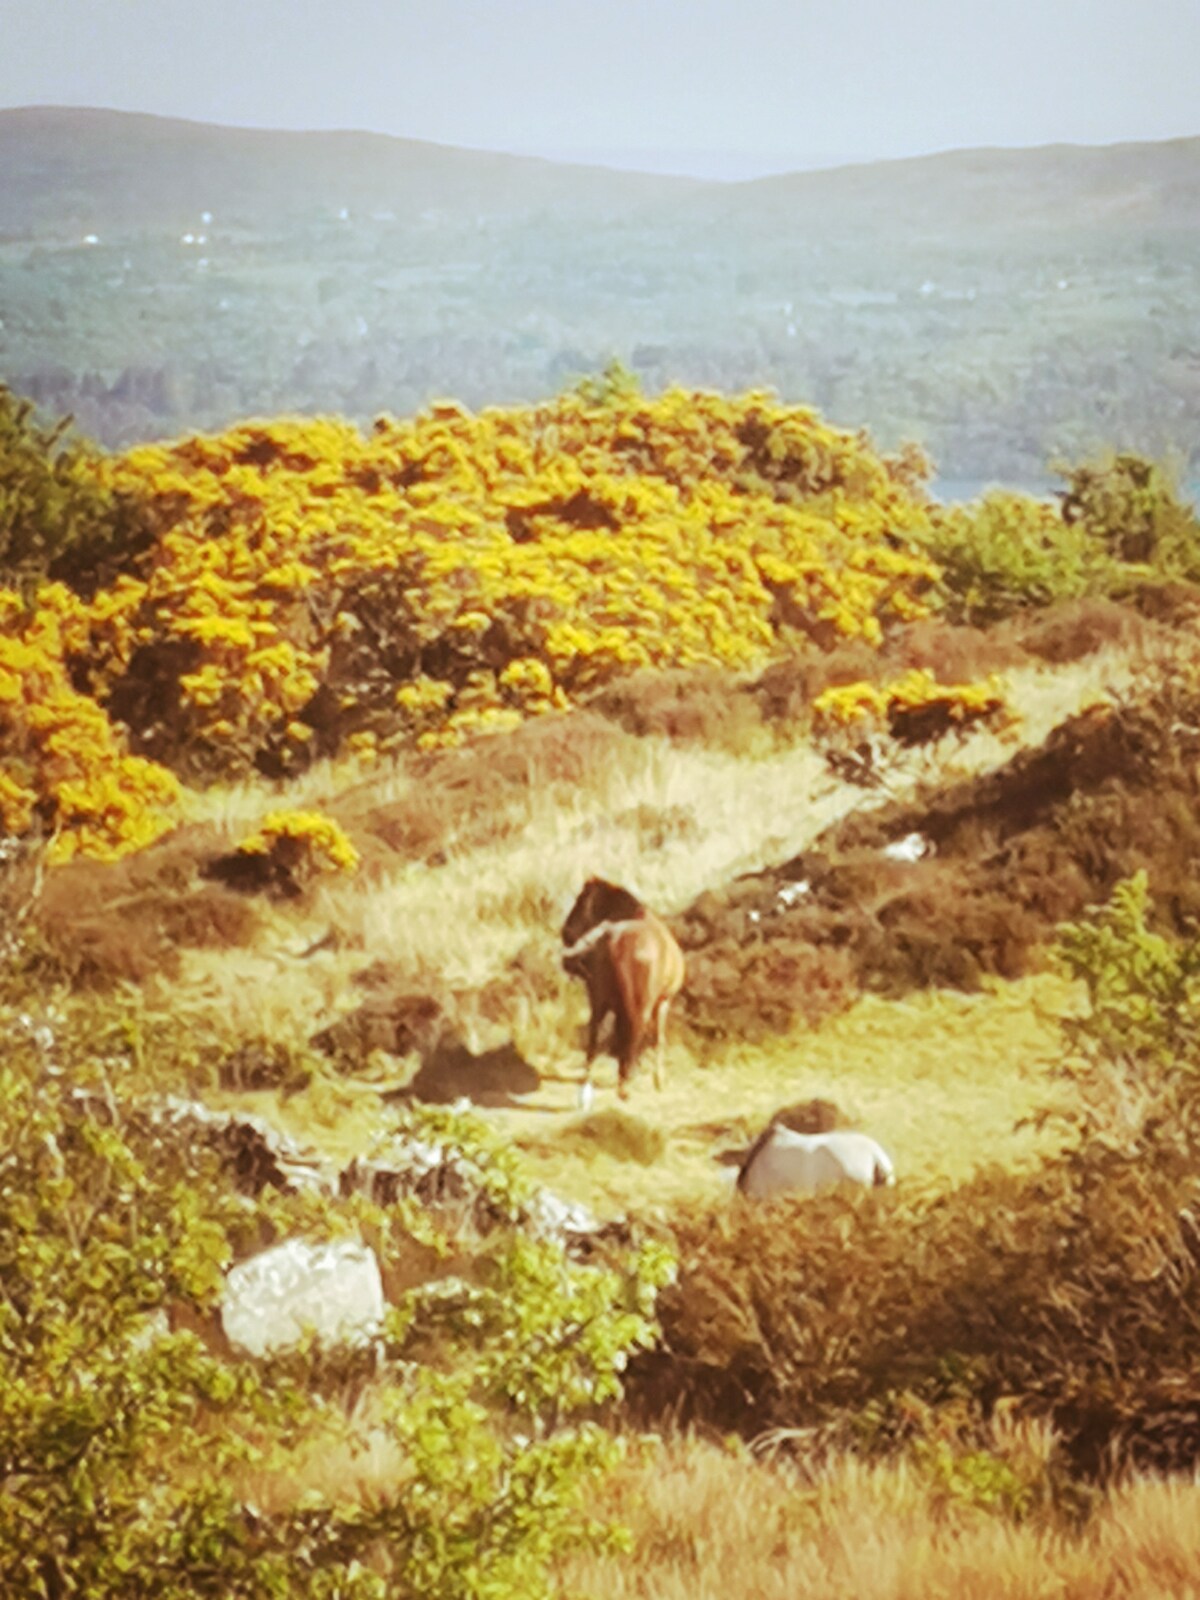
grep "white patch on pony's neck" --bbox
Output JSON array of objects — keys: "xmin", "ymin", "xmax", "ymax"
[{"xmin": 561, "ymin": 918, "xmax": 641, "ymax": 960}]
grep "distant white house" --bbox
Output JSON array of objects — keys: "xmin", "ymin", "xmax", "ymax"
[{"xmin": 82, "ymin": 234, "xmax": 99, "ymax": 246}]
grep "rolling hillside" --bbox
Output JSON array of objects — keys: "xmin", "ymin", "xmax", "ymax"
[
  {"xmin": 1, "ymin": 109, "xmax": 1199, "ymax": 477},
  {"xmin": 7, "ymin": 366, "xmax": 1200, "ymax": 1592},
  {"xmin": 0, "ymin": 106, "xmax": 699, "ymax": 235}
]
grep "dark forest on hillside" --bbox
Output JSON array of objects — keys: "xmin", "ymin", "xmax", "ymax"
[{"xmin": 2, "ymin": 109, "xmax": 1199, "ymax": 479}]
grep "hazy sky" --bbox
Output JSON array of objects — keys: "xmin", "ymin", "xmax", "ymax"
[{"xmin": 1, "ymin": 0, "xmax": 1196, "ymax": 177}]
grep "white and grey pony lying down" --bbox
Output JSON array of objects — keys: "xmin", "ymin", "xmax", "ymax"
[{"xmin": 736, "ymin": 1123, "xmax": 895, "ymax": 1199}]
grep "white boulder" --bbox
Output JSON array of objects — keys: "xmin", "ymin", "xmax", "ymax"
[{"xmin": 220, "ymin": 1238, "xmax": 384, "ymax": 1358}]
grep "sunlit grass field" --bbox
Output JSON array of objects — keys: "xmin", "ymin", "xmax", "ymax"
[{"xmin": 40, "ymin": 626, "xmax": 1196, "ymax": 1597}]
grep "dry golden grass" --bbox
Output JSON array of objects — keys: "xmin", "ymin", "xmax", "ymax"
[
  {"xmin": 171, "ymin": 642, "xmax": 1139, "ymax": 1046},
  {"xmin": 200, "ymin": 968, "xmax": 1072, "ymax": 1225},
  {"xmin": 556, "ymin": 1433, "xmax": 1200, "ymax": 1600},
  {"xmin": 214, "ymin": 1410, "xmax": 1200, "ymax": 1600},
  {"xmin": 168, "ymin": 643, "xmax": 1143, "ymax": 1218},
  {"xmin": 129, "ymin": 632, "xmax": 1200, "ymax": 1599}
]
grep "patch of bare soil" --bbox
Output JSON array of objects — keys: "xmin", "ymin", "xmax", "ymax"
[
  {"xmin": 30, "ymin": 823, "xmax": 264, "ymax": 985},
  {"xmin": 678, "ymin": 668, "xmax": 1200, "ymax": 1043}
]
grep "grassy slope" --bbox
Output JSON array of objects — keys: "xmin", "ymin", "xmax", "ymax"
[
  {"xmin": 172, "ymin": 641, "xmax": 1145, "ymax": 1219},
  {"xmin": 51, "ymin": 621, "xmax": 1196, "ymax": 1597},
  {"xmin": 556, "ymin": 1433, "xmax": 1200, "ymax": 1600}
]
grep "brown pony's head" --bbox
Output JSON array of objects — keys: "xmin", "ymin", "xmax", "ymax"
[{"xmin": 561, "ymin": 876, "xmax": 645, "ymax": 952}]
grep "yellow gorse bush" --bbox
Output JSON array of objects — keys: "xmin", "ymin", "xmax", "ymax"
[
  {"xmin": 0, "ymin": 584, "xmax": 180, "ymax": 862},
  {"xmin": 66, "ymin": 387, "xmax": 940, "ymax": 769},
  {"xmin": 3, "ymin": 384, "xmax": 955, "ymax": 859},
  {"xmin": 236, "ymin": 808, "xmax": 360, "ymax": 875},
  {"xmin": 813, "ymin": 668, "xmax": 1011, "ymax": 742}
]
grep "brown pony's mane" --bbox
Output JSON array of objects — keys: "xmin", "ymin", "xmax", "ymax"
[{"xmin": 561, "ymin": 877, "xmax": 647, "ymax": 947}]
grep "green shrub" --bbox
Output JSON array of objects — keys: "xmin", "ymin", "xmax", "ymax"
[
  {"xmin": 1054, "ymin": 870, "xmax": 1200, "ymax": 1081},
  {"xmin": 922, "ymin": 456, "xmax": 1200, "ymax": 624},
  {"xmin": 0, "ymin": 992, "xmax": 674, "ymax": 1597},
  {"xmin": 0, "ymin": 385, "xmax": 145, "ymax": 594},
  {"xmin": 1058, "ymin": 452, "xmax": 1200, "ymax": 573},
  {"xmin": 918, "ymin": 489, "xmax": 1115, "ymax": 623}
]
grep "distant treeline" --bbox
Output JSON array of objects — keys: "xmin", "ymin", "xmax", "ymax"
[{"xmin": 3, "ymin": 109, "xmax": 1200, "ymax": 477}]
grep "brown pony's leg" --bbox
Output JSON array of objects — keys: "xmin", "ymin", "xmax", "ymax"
[
  {"xmin": 652, "ymin": 997, "xmax": 670, "ymax": 1091},
  {"xmin": 617, "ymin": 1009, "xmax": 648, "ymax": 1099},
  {"xmin": 582, "ymin": 964, "xmax": 613, "ymax": 1079}
]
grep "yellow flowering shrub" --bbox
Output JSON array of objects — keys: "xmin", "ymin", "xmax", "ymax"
[
  {"xmin": 813, "ymin": 669, "xmax": 1012, "ymax": 746},
  {"xmin": 44, "ymin": 386, "xmax": 944, "ymax": 771},
  {"xmin": 0, "ymin": 584, "xmax": 180, "ymax": 862},
  {"xmin": 235, "ymin": 809, "xmax": 360, "ymax": 876}
]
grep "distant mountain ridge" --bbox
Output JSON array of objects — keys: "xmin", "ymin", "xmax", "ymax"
[
  {"xmin": 2, "ymin": 106, "xmax": 1199, "ymax": 238},
  {"xmin": 0, "ymin": 106, "xmax": 702, "ymax": 236},
  {"xmin": 2, "ymin": 107, "xmax": 1199, "ymax": 478}
]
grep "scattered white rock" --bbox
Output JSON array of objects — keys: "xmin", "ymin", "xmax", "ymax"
[
  {"xmin": 525, "ymin": 1187, "xmax": 599, "ymax": 1240},
  {"xmin": 882, "ymin": 831, "xmax": 931, "ymax": 863},
  {"xmin": 776, "ymin": 879, "xmax": 811, "ymax": 907},
  {"xmin": 221, "ymin": 1238, "xmax": 385, "ymax": 1358}
]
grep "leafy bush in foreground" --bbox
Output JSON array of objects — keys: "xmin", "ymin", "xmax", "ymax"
[{"xmin": 0, "ymin": 988, "xmax": 672, "ymax": 1597}]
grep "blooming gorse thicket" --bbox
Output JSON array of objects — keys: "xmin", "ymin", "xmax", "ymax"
[
  {"xmin": 85, "ymin": 386, "xmax": 939, "ymax": 757},
  {"xmin": 3, "ymin": 381, "xmax": 951, "ymax": 860},
  {"xmin": 0, "ymin": 585, "xmax": 180, "ymax": 863}
]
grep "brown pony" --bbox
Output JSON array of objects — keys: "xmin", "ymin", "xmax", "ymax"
[{"xmin": 561, "ymin": 877, "xmax": 685, "ymax": 1101}]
